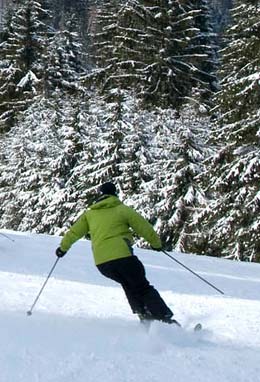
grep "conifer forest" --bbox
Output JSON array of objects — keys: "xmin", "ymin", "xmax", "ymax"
[{"xmin": 0, "ymin": 0, "xmax": 259, "ymax": 262}]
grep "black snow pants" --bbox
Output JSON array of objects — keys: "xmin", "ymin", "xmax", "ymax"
[{"xmin": 97, "ymin": 255, "xmax": 173, "ymax": 320}]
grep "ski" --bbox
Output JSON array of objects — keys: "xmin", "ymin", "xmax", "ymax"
[
  {"xmin": 172, "ymin": 320, "xmax": 202, "ymax": 332},
  {"xmin": 140, "ymin": 317, "xmax": 202, "ymax": 332}
]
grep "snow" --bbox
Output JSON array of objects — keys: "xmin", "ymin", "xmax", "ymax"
[
  {"xmin": 1, "ymin": 229, "xmax": 260, "ymax": 382},
  {"xmin": 17, "ymin": 71, "xmax": 39, "ymax": 89}
]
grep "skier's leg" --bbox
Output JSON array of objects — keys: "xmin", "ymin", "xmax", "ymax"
[
  {"xmin": 120, "ymin": 284, "xmax": 147, "ymax": 314},
  {"xmin": 125, "ymin": 256, "xmax": 173, "ymax": 321},
  {"xmin": 97, "ymin": 259, "xmax": 146, "ymax": 315},
  {"xmin": 97, "ymin": 256, "xmax": 174, "ymax": 321}
]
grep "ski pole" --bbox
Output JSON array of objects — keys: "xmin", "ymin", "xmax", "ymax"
[
  {"xmin": 27, "ymin": 257, "xmax": 60, "ymax": 316},
  {"xmin": 0, "ymin": 232, "xmax": 15, "ymax": 242},
  {"xmin": 161, "ymin": 249, "xmax": 224, "ymax": 295}
]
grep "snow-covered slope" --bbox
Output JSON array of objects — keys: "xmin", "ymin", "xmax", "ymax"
[{"xmin": 1, "ymin": 229, "xmax": 260, "ymax": 382}]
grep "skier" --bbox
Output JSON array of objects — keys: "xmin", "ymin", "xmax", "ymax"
[{"xmin": 55, "ymin": 182, "xmax": 175, "ymax": 324}]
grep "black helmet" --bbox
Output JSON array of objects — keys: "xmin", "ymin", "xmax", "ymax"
[{"xmin": 99, "ymin": 182, "xmax": 117, "ymax": 196}]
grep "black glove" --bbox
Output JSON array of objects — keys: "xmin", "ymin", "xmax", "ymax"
[
  {"xmin": 56, "ymin": 247, "xmax": 67, "ymax": 258},
  {"xmin": 151, "ymin": 246, "xmax": 162, "ymax": 252}
]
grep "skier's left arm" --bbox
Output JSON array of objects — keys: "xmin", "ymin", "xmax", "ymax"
[{"xmin": 125, "ymin": 207, "xmax": 162, "ymax": 250}]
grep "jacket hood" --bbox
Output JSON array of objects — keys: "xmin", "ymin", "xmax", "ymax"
[{"xmin": 90, "ymin": 195, "xmax": 122, "ymax": 210}]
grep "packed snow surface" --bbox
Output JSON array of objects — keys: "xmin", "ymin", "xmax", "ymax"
[{"xmin": 1, "ymin": 229, "xmax": 260, "ymax": 382}]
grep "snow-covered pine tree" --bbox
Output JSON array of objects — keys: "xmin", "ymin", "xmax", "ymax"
[
  {"xmin": 34, "ymin": 94, "xmax": 89, "ymax": 234},
  {"xmin": 115, "ymin": 93, "xmax": 154, "ymax": 199},
  {"xmin": 188, "ymin": 0, "xmax": 219, "ymax": 101},
  {"xmin": 198, "ymin": 0, "xmax": 260, "ymax": 261},
  {"xmin": 0, "ymin": 93, "xmax": 89, "ymax": 233},
  {"xmin": 51, "ymin": 0, "xmax": 91, "ymax": 64},
  {"xmin": 62, "ymin": 14, "xmax": 85, "ymax": 76},
  {"xmin": 90, "ymin": 0, "xmax": 214, "ymax": 109},
  {"xmin": 88, "ymin": 0, "xmax": 120, "ymax": 87},
  {"xmin": 0, "ymin": 0, "xmax": 85, "ymax": 129},
  {"xmin": 42, "ymin": 15, "xmax": 85, "ymax": 96},
  {"xmin": 0, "ymin": 1, "xmax": 19, "ymax": 43},
  {"xmin": 51, "ymin": 0, "xmax": 89, "ymax": 32},
  {"xmin": 151, "ymin": 105, "xmax": 211, "ymax": 251},
  {"xmin": 61, "ymin": 93, "xmax": 100, "ymax": 225},
  {"xmin": 80, "ymin": 92, "xmax": 125, "ymax": 194},
  {"xmin": 0, "ymin": 0, "xmax": 53, "ymax": 130},
  {"xmin": 0, "ymin": 96, "xmax": 59, "ymax": 230},
  {"xmin": 125, "ymin": 107, "xmax": 178, "ymax": 234}
]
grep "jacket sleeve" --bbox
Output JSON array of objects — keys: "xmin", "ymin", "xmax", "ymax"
[
  {"xmin": 60, "ymin": 212, "xmax": 89, "ymax": 252},
  {"xmin": 124, "ymin": 206, "xmax": 162, "ymax": 249}
]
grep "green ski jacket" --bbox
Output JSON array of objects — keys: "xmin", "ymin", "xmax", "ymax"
[{"xmin": 60, "ymin": 196, "xmax": 162, "ymax": 265}]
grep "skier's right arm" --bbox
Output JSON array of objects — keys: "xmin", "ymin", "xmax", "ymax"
[{"xmin": 59, "ymin": 212, "xmax": 89, "ymax": 253}]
